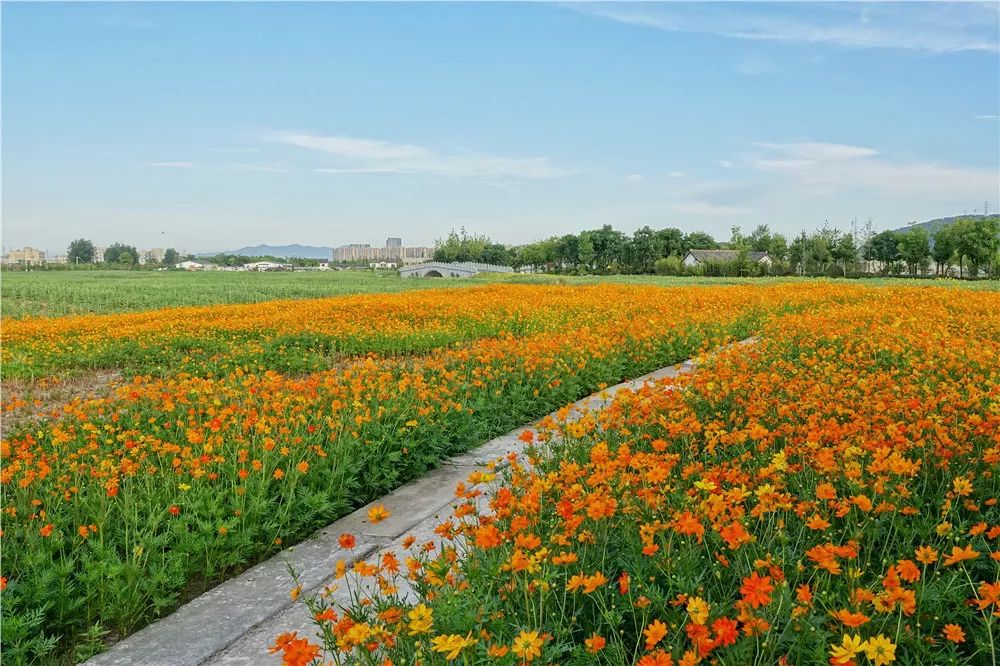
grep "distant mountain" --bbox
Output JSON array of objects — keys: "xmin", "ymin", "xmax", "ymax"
[
  {"xmin": 889, "ymin": 214, "xmax": 993, "ymax": 235},
  {"xmin": 226, "ymin": 244, "xmax": 334, "ymax": 259}
]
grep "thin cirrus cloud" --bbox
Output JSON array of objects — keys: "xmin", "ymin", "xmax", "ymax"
[
  {"xmin": 669, "ymin": 200, "xmax": 754, "ymax": 216},
  {"xmin": 147, "ymin": 161, "xmax": 196, "ymax": 169},
  {"xmin": 230, "ymin": 162, "xmax": 290, "ymax": 173},
  {"xmin": 267, "ymin": 130, "xmax": 580, "ymax": 180},
  {"xmin": 746, "ymin": 141, "xmax": 998, "ymax": 193},
  {"xmin": 575, "ymin": 3, "xmax": 1000, "ymax": 54}
]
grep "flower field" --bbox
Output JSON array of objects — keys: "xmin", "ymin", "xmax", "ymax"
[
  {"xmin": 283, "ymin": 286, "xmax": 1000, "ymax": 666},
  {"xmin": 1, "ymin": 282, "xmax": 843, "ymax": 663}
]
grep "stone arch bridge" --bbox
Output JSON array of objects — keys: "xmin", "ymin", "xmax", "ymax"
[{"xmin": 398, "ymin": 262, "xmax": 515, "ymax": 278}]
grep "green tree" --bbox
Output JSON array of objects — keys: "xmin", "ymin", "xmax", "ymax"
[
  {"xmin": 554, "ymin": 234, "xmax": 580, "ymax": 272},
  {"xmin": 517, "ymin": 240, "xmax": 557, "ymax": 272},
  {"xmin": 103, "ymin": 243, "xmax": 140, "ymax": 267},
  {"xmin": 681, "ymin": 231, "xmax": 718, "ymax": 253},
  {"xmin": 961, "ymin": 216, "xmax": 1000, "ymax": 277},
  {"xmin": 481, "ymin": 243, "xmax": 513, "ymax": 266},
  {"xmin": 897, "ymin": 227, "xmax": 931, "ymax": 276},
  {"xmin": 433, "ymin": 228, "xmax": 491, "ymax": 263},
  {"xmin": 931, "ymin": 227, "xmax": 955, "ymax": 276},
  {"xmin": 630, "ymin": 226, "xmax": 660, "ymax": 273},
  {"xmin": 163, "ymin": 248, "xmax": 180, "ymax": 267},
  {"xmin": 768, "ymin": 234, "xmax": 788, "ymax": 263},
  {"xmin": 654, "ymin": 227, "xmax": 684, "ymax": 258},
  {"xmin": 748, "ymin": 224, "xmax": 773, "ymax": 253},
  {"xmin": 589, "ymin": 225, "xmax": 627, "ymax": 271},
  {"xmin": 832, "ymin": 234, "xmax": 858, "ymax": 273},
  {"xmin": 577, "ymin": 232, "xmax": 596, "ymax": 271},
  {"xmin": 867, "ymin": 231, "xmax": 900, "ymax": 273},
  {"xmin": 67, "ymin": 238, "xmax": 95, "ymax": 265}
]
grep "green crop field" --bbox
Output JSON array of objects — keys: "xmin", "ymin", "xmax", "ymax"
[
  {"xmin": 0, "ymin": 270, "xmax": 476, "ymax": 318},
  {"xmin": 2, "ymin": 269, "xmax": 996, "ymax": 319}
]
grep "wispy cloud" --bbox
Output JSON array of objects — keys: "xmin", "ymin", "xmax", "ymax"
[
  {"xmin": 746, "ymin": 141, "xmax": 998, "ymax": 193},
  {"xmin": 626, "ymin": 174, "xmax": 645, "ymax": 181},
  {"xmin": 314, "ymin": 167, "xmax": 410, "ymax": 175},
  {"xmin": 268, "ymin": 130, "xmax": 579, "ymax": 180},
  {"xmin": 669, "ymin": 171, "xmax": 685, "ymax": 178},
  {"xmin": 576, "ymin": 3, "xmax": 1000, "ymax": 54},
  {"xmin": 230, "ymin": 162, "xmax": 289, "ymax": 173},
  {"xmin": 147, "ymin": 161, "xmax": 195, "ymax": 169},
  {"xmin": 974, "ymin": 114, "xmax": 999, "ymax": 120},
  {"xmin": 669, "ymin": 200, "xmax": 755, "ymax": 216}
]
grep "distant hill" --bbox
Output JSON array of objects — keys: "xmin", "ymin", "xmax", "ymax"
[
  {"xmin": 889, "ymin": 214, "xmax": 994, "ymax": 235},
  {"xmin": 226, "ymin": 244, "xmax": 334, "ymax": 259}
]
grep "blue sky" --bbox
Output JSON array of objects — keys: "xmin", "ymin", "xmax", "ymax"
[{"xmin": 3, "ymin": 2, "xmax": 998, "ymax": 254}]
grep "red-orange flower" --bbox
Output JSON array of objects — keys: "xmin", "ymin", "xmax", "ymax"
[{"xmin": 740, "ymin": 572, "xmax": 774, "ymax": 609}]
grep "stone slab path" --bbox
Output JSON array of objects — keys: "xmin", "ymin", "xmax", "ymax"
[{"xmin": 86, "ymin": 339, "xmax": 753, "ymax": 666}]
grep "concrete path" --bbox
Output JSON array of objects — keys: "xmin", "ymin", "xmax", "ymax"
[{"xmin": 85, "ymin": 340, "xmax": 752, "ymax": 666}]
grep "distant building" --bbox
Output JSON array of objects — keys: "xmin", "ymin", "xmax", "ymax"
[
  {"xmin": 244, "ymin": 261, "xmax": 291, "ymax": 271},
  {"xmin": 2, "ymin": 247, "xmax": 46, "ymax": 266},
  {"xmin": 141, "ymin": 248, "xmax": 166, "ymax": 265},
  {"xmin": 333, "ymin": 239, "xmax": 432, "ymax": 263},
  {"xmin": 48, "ymin": 254, "xmax": 69, "ymax": 265},
  {"xmin": 178, "ymin": 260, "xmax": 205, "ymax": 270},
  {"xmin": 682, "ymin": 250, "xmax": 773, "ymax": 267},
  {"xmin": 369, "ymin": 261, "xmax": 398, "ymax": 269},
  {"xmin": 399, "ymin": 261, "xmax": 515, "ymax": 278},
  {"xmin": 93, "ymin": 246, "xmax": 108, "ymax": 263}
]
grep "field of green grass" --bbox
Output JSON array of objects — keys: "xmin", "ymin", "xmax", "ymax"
[
  {"xmin": 0, "ymin": 269, "xmax": 474, "ymax": 318},
  {"xmin": 2, "ymin": 269, "xmax": 996, "ymax": 318}
]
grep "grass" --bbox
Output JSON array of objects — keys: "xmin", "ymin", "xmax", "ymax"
[
  {"xmin": 3, "ymin": 270, "xmax": 996, "ymax": 319},
  {"xmin": 0, "ymin": 270, "xmax": 472, "ymax": 318}
]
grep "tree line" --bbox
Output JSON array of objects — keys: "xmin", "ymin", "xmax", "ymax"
[
  {"xmin": 61, "ymin": 240, "xmax": 326, "ymax": 270},
  {"xmin": 434, "ymin": 216, "xmax": 1000, "ymax": 278}
]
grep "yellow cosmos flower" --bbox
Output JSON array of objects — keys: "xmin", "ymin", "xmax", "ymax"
[
  {"xmin": 829, "ymin": 634, "xmax": 865, "ymax": 665},
  {"xmin": 512, "ymin": 630, "xmax": 544, "ymax": 662},
  {"xmin": 430, "ymin": 632, "xmax": 477, "ymax": 661},
  {"xmin": 864, "ymin": 634, "xmax": 897, "ymax": 666},
  {"xmin": 406, "ymin": 603, "xmax": 434, "ymax": 636}
]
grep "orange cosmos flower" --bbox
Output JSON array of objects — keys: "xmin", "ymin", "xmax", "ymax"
[
  {"xmin": 269, "ymin": 632, "xmax": 298, "ymax": 654},
  {"xmin": 280, "ymin": 637, "xmax": 321, "ymax": 666},
  {"xmin": 739, "ymin": 572, "xmax": 774, "ymax": 609},
  {"xmin": 712, "ymin": 617, "xmax": 739, "ymax": 647},
  {"xmin": 896, "ymin": 559, "xmax": 920, "ymax": 583},
  {"xmin": 915, "ymin": 545, "xmax": 938, "ymax": 564},
  {"xmin": 644, "ymin": 619, "xmax": 668, "ymax": 650},
  {"xmin": 585, "ymin": 634, "xmax": 606, "ymax": 653},
  {"xmin": 942, "ymin": 624, "xmax": 965, "ymax": 644},
  {"xmin": 806, "ymin": 514, "xmax": 832, "ymax": 531},
  {"xmin": 368, "ymin": 504, "xmax": 390, "ymax": 524},
  {"xmin": 831, "ymin": 609, "xmax": 870, "ymax": 628},
  {"xmin": 338, "ymin": 533, "xmax": 357, "ymax": 549},
  {"xmin": 942, "ymin": 545, "xmax": 979, "ymax": 566},
  {"xmin": 487, "ymin": 644, "xmax": 510, "ymax": 657}
]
